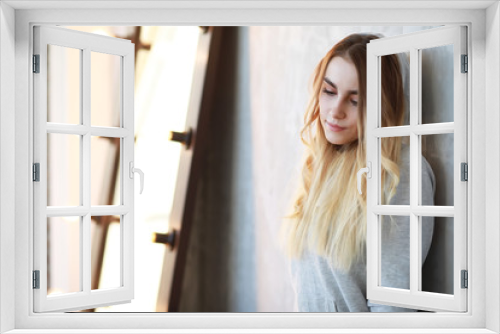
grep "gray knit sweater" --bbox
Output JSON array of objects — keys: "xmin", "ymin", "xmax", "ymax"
[{"xmin": 289, "ymin": 144, "xmax": 436, "ymax": 312}]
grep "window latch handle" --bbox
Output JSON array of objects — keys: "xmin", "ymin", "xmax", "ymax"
[
  {"xmin": 357, "ymin": 162, "xmax": 372, "ymax": 195},
  {"xmin": 129, "ymin": 162, "xmax": 144, "ymax": 194}
]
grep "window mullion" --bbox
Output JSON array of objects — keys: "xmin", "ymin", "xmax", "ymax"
[
  {"xmin": 375, "ymin": 55, "xmax": 382, "ymax": 288},
  {"xmin": 82, "ymin": 47, "xmax": 91, "ymax": 295},
  {"xmin": 409, "ymin": 47, "xmax": 420, "ymax": 295}
]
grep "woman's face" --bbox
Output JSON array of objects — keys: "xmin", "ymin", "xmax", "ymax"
[{"xmin": 319, "ymin": 56, "xmax": 359, "ymax": 146}]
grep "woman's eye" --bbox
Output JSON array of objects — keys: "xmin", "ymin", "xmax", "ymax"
[
  {"xmin": 322, "ymin": 88, "xmax": 336, "ymax": 96},
  {"xmin": 351, "ymin": 100, "xmax": 358, "ymax": 106}
]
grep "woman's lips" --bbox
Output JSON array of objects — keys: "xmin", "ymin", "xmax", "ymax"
[{"xmin": 326, "ymin": 120, "xmax": 345, "ymax": 132}]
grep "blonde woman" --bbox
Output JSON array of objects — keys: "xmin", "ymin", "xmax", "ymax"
[{"xmin": 282, "ymin": 33, "xmax": 435, "ymax": 312}]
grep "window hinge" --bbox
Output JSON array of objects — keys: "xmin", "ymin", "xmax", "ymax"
[
  {"xmin": 461, "ymin": 270, "xmax": 468, "ymax": 289},
  {"xmin": 461, "ymin": 54, "xmax": 468, "ymax": 73},
  {"xmin": 33, "ymin": 163, "xmax": 40, "ymax": 182},
  {"xmin": 461, "ymin": 162, "xmax": 468, "ymax": 181},
  {"xmin": 33, "ymin": 270, "xmax": 40, "ymax": 289},
  {"xmin": 33, "ymin": 54, "xmax": 40, "ymax": 73}
]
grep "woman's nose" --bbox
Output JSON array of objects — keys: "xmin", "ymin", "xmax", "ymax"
[{"xmin": 331, "ymin": 100, "xmax": 346, "ymax": 119}]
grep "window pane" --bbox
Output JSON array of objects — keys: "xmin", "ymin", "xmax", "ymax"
[
  {"xmin": 380, "ymin": 215, "xmax": 410, "ymax": 290},
  {"xmin": 91, "ymin": 216, "xmax": 121, "ymax": 290},
  {"xmin": 47, "ymin": 217, "xmax": 81, "ymax": 295},
  {"xmin": 421, "ymin": 217, "xmax": 453, "ymax": 295},
  {"xmin": 380, "ymin": 137, "xmax": 410, "ymax": 205},
  {"xmin": 421, "ymin": 44, "xmax": 454, "ymax": 124},
  {"xmin": 421, "ymin": 133, "xmax": 453, "ymax": 206},
  {"xmin": 91, "ymin": 52, "xmax": 121, "ymax": 127},
  {"xmin": 91, "ymin": 136, "xmax": 121, "ymax": 206},
  {"xmin": 47, "ymin": 44, "xmax": 81, "ymax": 124},
  {"xmin": 47, "ymin": 133, "xmax": 81, "ymax": 206},
  {"xmin": 380, "ymin": 52, "xmax": 410, "ymax": 127}
]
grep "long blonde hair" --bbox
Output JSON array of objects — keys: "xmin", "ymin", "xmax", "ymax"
[{"xmin": 281, "ymin": 33, "xmax": 406, "ymax": 271}]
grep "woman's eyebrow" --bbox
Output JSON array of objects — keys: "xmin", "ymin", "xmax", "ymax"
[
  {"xmin": 324, "ymin": 77, "xmax": 336, "ymax": 88},
  {"xmin": 323, "ymin": 77, "xmax": 358, "ymax": 95}
]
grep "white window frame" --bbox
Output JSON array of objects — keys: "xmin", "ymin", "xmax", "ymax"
[
  {"xmin": 365, "ymin": 25, "xmax": 468, "ymax": 312},
  {"xmin": 0, "ymin": 1, "xmax": 498, "ymax": 333},
  {"xmin": 33, "ymin": 25, "xmax": 136, "ymax": 312}
]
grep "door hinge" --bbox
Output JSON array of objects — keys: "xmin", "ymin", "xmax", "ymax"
[
  {"xmin": 33, "ymin": 54, "xmax": 40, "ymax": 73},
  {"xmin": 461, "ymin": 54, "xmax": 468, "ymax": 73},
  {"xmin": 461, "ymin": 162, "xmax": 468, "ymax": 181},
  {"xmin": 33, "ymin": 270, "xmax": 40, "ymax": 289},
  {"xmin": 33, "ymin": 163, "xmax": 40, "ymax": 182},
  {"xmin": 461, "ymin": 270, "xmax": 468, "ymax": 289}
]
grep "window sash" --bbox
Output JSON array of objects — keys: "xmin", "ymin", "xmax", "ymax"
[
  {"xmin": 33, "ymin": 25, "xmax": 135, "ymax": 312},
  {"xmin": 366, "ymin": 25, "xmax": 468, "ymax": 312}
]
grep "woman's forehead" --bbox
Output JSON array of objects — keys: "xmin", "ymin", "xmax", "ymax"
[{"xmin": 324, "ymin": 56, "xmax": 359, "ymax": 90}]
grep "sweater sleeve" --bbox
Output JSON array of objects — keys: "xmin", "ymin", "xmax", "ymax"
[{"xmin": 367, "ymin": 155, "xmax": 435, "ymax": 312}]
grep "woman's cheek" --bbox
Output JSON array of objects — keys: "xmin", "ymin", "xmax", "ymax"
[{"xmin": 318, "ymin": 100, "xmax": 327, "ymax": 116}]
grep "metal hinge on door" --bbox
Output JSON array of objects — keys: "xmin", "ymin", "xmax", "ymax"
[
  {"xmin": 33, "ymin": 54, "xmax": 40, "ymax": 73},
  {"xmin": 33, "ymin": 270, "xmax": 40, "ymax": 289},
  {"xmin": 461, "ymin": 54, "xmax": 468, "ymax": 73},
  {"xmin": 461, "ymin": 163, "xmax": 468, "ymax": 181},
  {"xmin": 33, "ymin": 163, "xmax": 40, "ymax": 182},
  {"xmin": 461, "ymin": 270, "xmax": 468, "ymax": 289}
]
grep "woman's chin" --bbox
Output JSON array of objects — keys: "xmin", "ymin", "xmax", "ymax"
[{"xmin": 326, "ymin": 134, "xmax": 350, "ymax": 146}]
